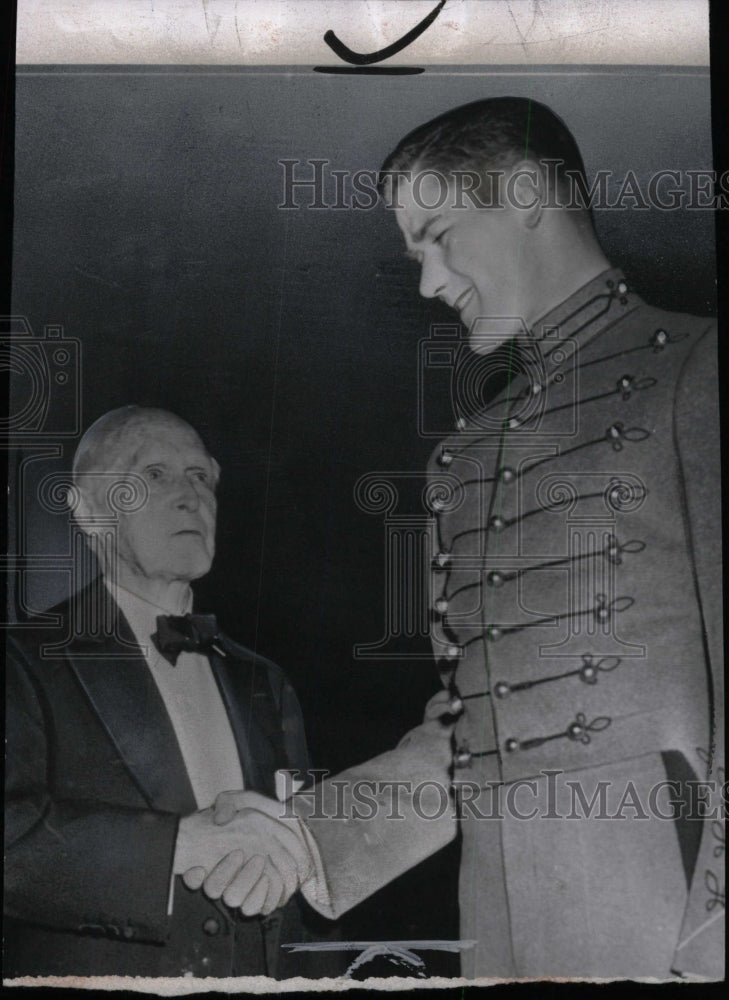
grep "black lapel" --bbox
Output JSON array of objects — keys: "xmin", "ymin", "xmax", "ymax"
[
  {"xmin": 66, "ymin": 582, "xmax": 197, "ymax": 814},
  {"xmin": 209, "ymin": 645, "xmax": 286, "ymax": 799}
]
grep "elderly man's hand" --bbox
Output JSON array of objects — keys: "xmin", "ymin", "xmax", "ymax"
[{"xmin": 174, "ymin": 798, "xmax": 314, "ymax": 916}]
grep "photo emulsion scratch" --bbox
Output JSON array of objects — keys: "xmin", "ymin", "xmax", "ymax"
[{"xmin": 4, "ymin": 0, "xmax": 724, "ymax": 992}]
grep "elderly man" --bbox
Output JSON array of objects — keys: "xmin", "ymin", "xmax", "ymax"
[
  {"xmin": 211, "ymin": 98, "xmax": 723, "ymax": 981},
  {"xmin": 4, "ymin": 405, "xmax": 329, "ymax": 978}
]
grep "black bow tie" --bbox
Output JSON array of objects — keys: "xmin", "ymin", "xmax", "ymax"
[{"xmin": 151, "ymin": 613, "xmax": 223, "ymax": 666}]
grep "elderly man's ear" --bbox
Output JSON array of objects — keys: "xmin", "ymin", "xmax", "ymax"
[{"xmin": 70, "ymin": 485, "xmax": 103, "ymax": 535}]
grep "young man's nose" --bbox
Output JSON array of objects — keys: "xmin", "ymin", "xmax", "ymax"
[{"xmin": 419, "ymin": 253, "xmax": 449, "ymax": 300}]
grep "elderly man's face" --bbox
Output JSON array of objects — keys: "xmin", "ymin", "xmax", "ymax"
[
  {"xmin": 97, "ymin": 418, "xmax": 217, "ymax": 586},
  {"xmin": 393, "ymin": 171, "xmax": 538, "ymax": 353}
]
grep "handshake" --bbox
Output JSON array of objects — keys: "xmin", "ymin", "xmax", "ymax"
[
  {"xmin": 173, "ymin": 790, "xmax": 316, "ymax": 917},
  {"xmin": 172, "ymin": 690, "xmax": 458, "ymax": 919}
]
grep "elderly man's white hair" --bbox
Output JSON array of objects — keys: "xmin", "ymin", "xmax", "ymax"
[{"xmin": 72, "ymin": 405, "xmax": 221, "ymax": 485}]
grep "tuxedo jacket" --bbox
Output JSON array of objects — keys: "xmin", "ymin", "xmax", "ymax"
[{"xmin": 4, "ymin": 581, "xmax": 326, "ymax": 979}]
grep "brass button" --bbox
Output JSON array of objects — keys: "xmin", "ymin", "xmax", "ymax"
[
  {"xmin": 580, "ymin": 663, "xmax": 598, "ymax": 683},
  {"xmin": 504, "ymin": 738, "xmax": 519, "ymax": 753},
  {"xmin": 203, "ymin": 918, "xmax": 220, "ymax": 936},
  {"xmin": 567, "ymin": 721, "xmax": 585, "ymax": 741},
  {"xmin": 493, "ymin": 681, "xmax": 510, "ymax": 699}
]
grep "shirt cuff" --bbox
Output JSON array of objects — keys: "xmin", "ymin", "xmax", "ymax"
[{"xmin": 296, "ymin": 816, "xmax": 335, "ymax": 918}]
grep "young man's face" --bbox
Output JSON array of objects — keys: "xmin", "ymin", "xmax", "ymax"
[{"xmin": 393, "ymin": 170, "xmax": 538, "ymax": 354}]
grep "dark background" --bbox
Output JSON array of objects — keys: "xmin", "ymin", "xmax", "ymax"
[{"xmin": 7, "ymin": 65, "xmax": 716, "ymax": 962}]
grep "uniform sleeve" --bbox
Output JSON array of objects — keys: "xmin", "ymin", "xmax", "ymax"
[
  {"xmin": 4, "ymin": 637, "xmax": 180, "ymax": 943},
  {"xmin": 292, "ymin": 714, "xmax": 457, "ymax": 919},
  {"xmin": 670, "ymin": 323, "xmax": 725, "ymax": 980}
]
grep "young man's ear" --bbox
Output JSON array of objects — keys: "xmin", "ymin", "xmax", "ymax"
[{"xmin": 506, "ymin": 159, "xmax": 546, "ymax": 229}]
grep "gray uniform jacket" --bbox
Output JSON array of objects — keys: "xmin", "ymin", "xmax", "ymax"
[
  {"xmin": 297, "ymin": 268, "xmax": 723, "ymax": 981},
  {"xmin": 425, "ymin": 267, "xmax": 723, "ymax": 979}
]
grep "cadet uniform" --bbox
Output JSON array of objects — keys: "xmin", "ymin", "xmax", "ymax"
[
  {"xmin": 297, "ymin": 267, "xmax": 722, "ymax": 980},
  {"xmin": 427, "ymin": 268, "xmax": 723, "ymax": 979}
]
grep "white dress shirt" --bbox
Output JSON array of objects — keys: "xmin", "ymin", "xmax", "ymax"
[
  {"xmin": 105, "ymin": 579, "xmax": 330, "ymax": 917},
  {"xmin": 105, "ymin": 579, "xmax": 244, "ymax": 810}
]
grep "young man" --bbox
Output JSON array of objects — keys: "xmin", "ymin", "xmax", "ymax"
[
  {"xmin": 367, "ymin": 96, "xmax": 723, "ymax": 980},
  {"xmin": 280, "ymin": 97, "xmax": 723, "ymax": 981}
]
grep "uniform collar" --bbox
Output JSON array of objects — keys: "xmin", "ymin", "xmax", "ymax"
[
  {"xmin": 451, "ymin": 268, "xmax": 640, "ymax": 435},
  {"xmin": 530, "ymin": 267, "xmax": 638, "ymax": 356}
]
